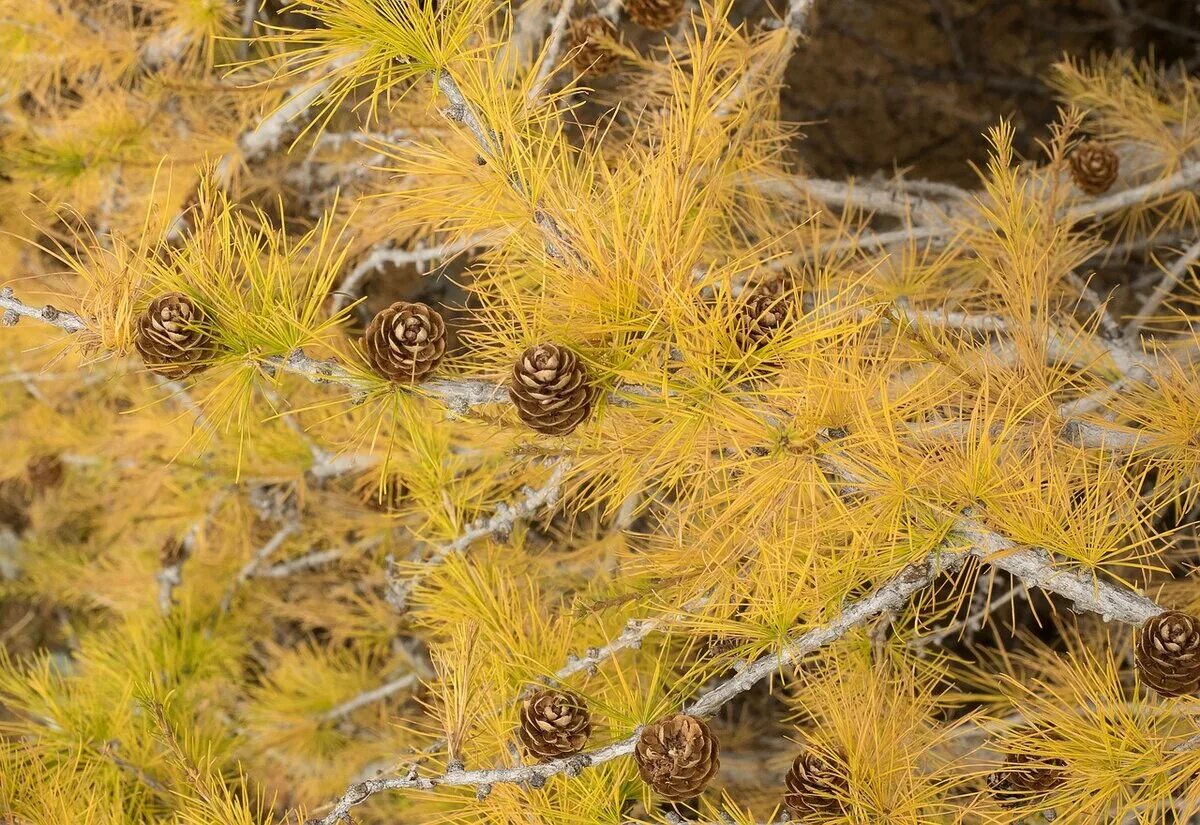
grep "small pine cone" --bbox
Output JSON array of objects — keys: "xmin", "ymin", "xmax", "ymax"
[
  {"xmin": 1135, "ymin": 610, "xmax": 1200, "ymax": 697},
  {"xmin": 784, "ymin": 750, "xmax": 849, "ymax": 817},
  {"xmin": 626, "ymin": 0, "xmax": 684, "ymax": 29},
  {"xmin": 568, "ymin": 15, "xmax": 619, "ymax": 74},
  {"xmin": 1068, "ymin": 141, "xmax": 1119, "ymax": 195},
  {"xmin": 509, "ymin": 343, "xmax": 595, "ymax": 436},
  {"xmin": 135, "ymin": 293, "xmax": 215, "ymax": 379},
  {"xmin": 518, "ymin": 688, "xmax": 592, "ymax": 760},
  {"xmin": 25, "ymin": 454, "xmax": 64, "ymax": 495},
  {"xmin": 737, "ymin": 279, "xmax": 792, "ymax": 348},
  {"xmin": 634, "ymin": 713, "xmax": 720, "ymax": 801},
  {"xmin": 986, "ymin": 752, "xmax": 1067, "ymax": 808},
  {"xmin": 362, "ymin": 301, "xmax": 446, "ymax": 383}
]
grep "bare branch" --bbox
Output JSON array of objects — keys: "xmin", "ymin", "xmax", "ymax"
[{"xmin": 0, "ymin": 288, "xmax": 87, "ymax": 333}]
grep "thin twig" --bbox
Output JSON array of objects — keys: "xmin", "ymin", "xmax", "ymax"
[
  {"xmin": 715, "ymin": 0, "xmax": 818, "ymax": 117},
  {"xmin": 1122, "ymin": 239, "xmax": 1200, "ymax": 340},
  {"xmin": 157, "ymin": 492, "xmax": 228, "ymax": 613},
  {"xmin": 333, "ymin": 232, "xmax": 501, "ymax": 314},
  {"xmin": 528, "ymin": 0, "xmax": 578, "ymax": 103},
  {"xmin": 220, "ymin": 521, "xmax": 299, "ymax": 612},
  {"xmin": 256, "ymin": 547, "xmax": 344, "ymax": 578},
  {"xmin": 387, "ymin": 459, "xmax": 573, "ymax": 611},
  {"xmin": 317, "ymin": 674, "xmax": 421, "ymax": 723}
]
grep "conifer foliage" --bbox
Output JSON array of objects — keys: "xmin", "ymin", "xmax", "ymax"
[{"xmin": 2, "ymin": 0, "xmax": 1200, "ymax": 824}]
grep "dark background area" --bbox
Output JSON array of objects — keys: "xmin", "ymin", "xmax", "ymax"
[{"xmin": 779, "ymin": 0, "xmax": 1200, "ymax": 183}]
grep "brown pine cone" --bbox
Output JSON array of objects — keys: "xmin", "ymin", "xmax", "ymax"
[
  {"xmin": 986, "ymin": 752, "xmax": 1067, "ymax": 808},
  {"xmin": 784, "ymin": 750, "xmax": 849, "ymax": 817},
  {"xmin": 568, "ymin": 15, "xmax": 619, "ymax": 74},
  {"xmin": 634, "ymin": 713, "xmax": 719, "ymax": 801},
  {"xmin": 737, "ymin": 279, "xmax": 793, "ymax": 348},
  {"xmin": 1068, "ymin": 141, "xmax": 1119, "ymax": 195},
  {"xmin": 25, "ymin": 454, "xmax": 64, "ymax": 495},
  {"xmin": 135, "ymin": 293, "xmax": 215, "ymax": 379},
  {"xmin": 626, "ymin": 0, "xmax": 684, "ymax": 29},
  {"xmin": 1135, "ymin": 610, "xmax": 1200, "ymax": 697},
  {"xmin": 517, "ymin": 688, "xmax": 592, "ymax": 760},
  {"xmin": 509, "ymin": 343, "xmax": 595, "ymax": 436},
  {"xmin": 362, "ymin": 301, "xmax": 446, "ymax": 384}
]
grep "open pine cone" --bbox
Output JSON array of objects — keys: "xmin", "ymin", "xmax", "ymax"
[
  {"xmin": 509, "ymin": 343, "xmax": 595, "ymax": 435},
  {"xmin": 737, "ymin": 278, "xmax": 793, "ymax": 348},
  {"xmin": 362, "ymin": 301, "xmax": 446, "ymax": 384},
  {"xmin": 568, "ymin": 15, "xmax": 619, "ymax": 74},
  {"xmin": 626, "ymin": 0, "xmax": 685, "ymax": 29},
  {"xmin": 517, "ymin": 688, "xmax": 592, "ymax": 760},
  {"xmin": 1068, "ymin": 140, "xmax": 1120, "ymax": 195},
  {"xmin": 783, "ymin": 750, "xmax": 849, "ymax": 817},
  {"xmin": 634, "ymin": 713, "xmax": 719, "ymax": 801},
  {"xmin": 134, "ymin": 292, "xmax": 215, "ymax": 379},
  {"xmin": 1135, "ymin": 610, "xmax": 1200, "ymax": 697},
  {"xmin": 986, "ymin": 752, "xmax": 1067, "ymax": 808}
]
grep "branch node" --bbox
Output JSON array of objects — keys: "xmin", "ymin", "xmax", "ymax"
[{"xmin": 1, "ymin": 310, "xmax": 17, "ymax": 327}]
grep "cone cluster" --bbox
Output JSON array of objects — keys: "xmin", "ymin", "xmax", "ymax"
[
  {"xmin": 133, "ymin": 292, "xmax": 600, "ymax": 436},
  {"xmin": 362, "ymin": 301, "xmax": 447, "ymax": 384},
  {"xmin": 1135, "ymin": 610, "xmax": 1200, "ymax": 697},
  {"xmin": 509, "ymin": 343, "xmax": 595, "ymax": 435},
  {"xmin": 135, "ymin": 292, "xmax": 214, "ymax": 379},
  {"xmin": 568, "ymin": 15, "xmax": 619, "ymax": 74},
  {"xmin": 986, "ymin": 752, "xmax": 1066, "ymax": 808},
  {"xmin": 1068, "ymin": 140, "xmax": 1119, "ymax": 195},
  {"xmin": 634, "ymin": 713, "xmax": 720, "ymax": 800},
  {"xmin": 783, "ymin": 750, "xmax": 848, "ymax": 817},
  {"xmin": 518, "ymin": 688, "xmax": 592, "ymax": 760},
  {"xmin": 626, "ymin": 0, "xmax": 685, "ymax": 29}
]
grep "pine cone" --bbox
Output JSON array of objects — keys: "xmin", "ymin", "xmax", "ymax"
[
  {"xmin": 509, "ymin": 343, "xmax": 595, "ymax": 435},
  {"xmin": 25, "ymin": 454, "xmax": 63, "ymax": 495},
  {"xmin": 634, "ymin": 713, "xmax": 720, "ymax": 800},
  {"xmin": 986, "ymin": 752, "xmax": 1066, "ymax": 808},
  {"xmin": 135, "ymin": 293, "xmax": 215, "ymax": 379},
  {"xmin": 568, "ymin": 15, "xmax": 619, "ymax": 74},
  {"xmin": 1068, "ymin": 141, "xmax": 1119, "ymax": 195},
  {"xmin": 737, "ymin": 279, "xmax": 793, "ymax": 348},
  {"xmin": 518, "ymin": 688, "xmax": 592, "ymax": 760},
  {"xmin": 1135, "ymin": 610, "xmax": 1200, "ymax": 697},
  {"xmin": 362, "ymin": 301, "xmax": 446, "ymax": 383},
  {"xmin": 626, "ymin": 0, "xmax": 684, "ymax": 29},
  {"xmin": 783, "ymin": 750, "xmax": 849, "ymax": 817}
]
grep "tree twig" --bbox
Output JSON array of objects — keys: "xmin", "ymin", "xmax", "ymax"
[
  {"xmin": 386, "ymin": 459, "xmax": 573, "ymax": 611},
  {"xmin": 220, "ymin": 521, "xmax": 299, "ymax": 612},
  {"xmin": 528, "ymin": 0, "xmax": 578, "ymax": 103},
  {"xmin": 1122, "ymin": 239, "xmax": 1200, "ymax": 340},
  {"xmin": 317, "ymin": 674, "xmax": 421, "ymax": 724}
]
